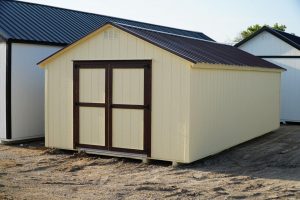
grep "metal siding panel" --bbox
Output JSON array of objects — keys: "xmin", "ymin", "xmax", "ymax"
[
  {"xmin": 265, "ymin": 58, "xmax": 300, "ymax": 122},
  {"xmin": 189, "ymin": 67, "xmax": 281, "ymax": 162},
  {"xmin": 10, "ymin": 43, "xmax": 61, "ymax": 141},
  {"xmin": 0, "ymin": 42, "xmax": 6, "ymax": 139}
]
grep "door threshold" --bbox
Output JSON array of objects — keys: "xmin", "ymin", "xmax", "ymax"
[{"xmin": 78, "ymin": 147, "xmax": 148, "ymax": 160}]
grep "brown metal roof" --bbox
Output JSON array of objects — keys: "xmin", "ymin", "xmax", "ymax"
[{"xmin": 113, "ymin": 23, "xmax": 284, "ymax": 70}]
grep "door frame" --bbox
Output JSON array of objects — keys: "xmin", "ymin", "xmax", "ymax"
[{"xmin": 73, "ymin": 60, "xmax": 152, "ymax": 156}]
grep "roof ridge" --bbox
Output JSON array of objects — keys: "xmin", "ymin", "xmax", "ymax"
[
  {"xmin": 8, "ymin": 0, "xmax": 211, "ymax": 40},
  {"xmin": 113, "ymin": 22, "xmax": 218, "ymax": 43}
]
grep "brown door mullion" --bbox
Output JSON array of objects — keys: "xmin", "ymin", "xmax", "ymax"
[
  {"xmin": 107, "ymin": 66, "xmax": 113, "ymax": 149},
  {"xmin": 144, "ymin": 63, "xmax": 151, "ymax": 156},
  {"xmin": 73, "ymin": 65, "xmax": 80, "ymax": 149}
]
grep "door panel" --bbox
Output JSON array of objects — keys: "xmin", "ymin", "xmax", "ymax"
[
  {"xmin": 112, "ymin": 68, "xmax": 144, "ymax": 105},
  {"xmin": 74, "ymin": 60, "xmax": 151, "ymax": 156},
  {"xmin": 79, "ymin": 68, "xmax": 105, "ymax": 103},
  {"xmin": 79, "ymin": 107, "xmax": 105, "ymax": 146},
  {"xmin": 112, "ymin": 109, "xmax": 144, "ymax": 150}
]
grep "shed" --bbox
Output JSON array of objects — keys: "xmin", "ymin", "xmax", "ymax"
[
  {"xmin": 38, "ymin": 22, "xmax": 284, "ymax": 163},
  {"xmin": 235, "ymin": 26, "xmax": 300, "ymax": 123},
  {"xmin": 0, "ymin": 0, "xmax": 213, "ymax": 142}
]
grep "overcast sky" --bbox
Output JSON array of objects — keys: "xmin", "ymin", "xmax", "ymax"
[{"xmin": 20, "ymin": 0, "xmax": 300, "ymax": 43}]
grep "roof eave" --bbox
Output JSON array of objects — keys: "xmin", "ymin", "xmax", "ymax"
[{"xmin": 194, "ymin": 62, "xmax": 286, "ymax": 72}]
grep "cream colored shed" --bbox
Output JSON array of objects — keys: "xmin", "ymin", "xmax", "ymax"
[{"xmin": 38, "ymin": 22, "xmax": 284, "ymax": 164}]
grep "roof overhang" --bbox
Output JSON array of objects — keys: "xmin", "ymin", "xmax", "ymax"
[{"xmin": 193, "ymin": 62, "xmax": 286, "ymax": 72}]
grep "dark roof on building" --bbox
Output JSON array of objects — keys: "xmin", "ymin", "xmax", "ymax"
[
  {"xmin": 39, "ymin": 22, "xmax": 284, "ymax": 70},
  {"xmin": 235, "ymin": 26, "xmax": 300, "ymax": 51},
  {"xmin": 115, "ymin": 23, "xmax": 283, "ymax": 69},
  {"xmin": 0, "ymin": 0, "xmax": 214, "ymax": 45}
]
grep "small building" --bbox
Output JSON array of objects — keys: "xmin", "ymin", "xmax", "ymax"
[
  {"xmin": 0, "ymin": 0, "xmax": 213, "ymax": 142},
  {"xmin": 38, "ymin": 22, "xmax": 284, "ymax": 163},
  {"xmin": 235, "ymin": 26, "xmax": 300, "ymax": 123}
]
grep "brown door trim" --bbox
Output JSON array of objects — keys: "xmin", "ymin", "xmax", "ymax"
[
  {"xmin": 73, "ymin": 60, "xmax": 152, "ymax": 156},
  {"xmin": 73, "ymin": 64, "xmax": 79, "ymax": 148}
]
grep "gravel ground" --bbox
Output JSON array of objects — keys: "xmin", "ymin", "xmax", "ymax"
[{"xmin": 0, "ymin": 125, "xmax": 299, "ymax": 200}]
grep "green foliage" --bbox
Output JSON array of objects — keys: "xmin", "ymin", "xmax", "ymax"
[{"xmin": 234, "ymin": 23, "xmax": 287, "ymax": 42}]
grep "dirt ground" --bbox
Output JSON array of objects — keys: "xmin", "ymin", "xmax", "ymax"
[{"xmin": 0, "ymin": 125, "xmax": 299, "ymax": 200}]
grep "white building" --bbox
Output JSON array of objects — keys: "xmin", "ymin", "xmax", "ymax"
[{"xmin": 236, "ymin": 26, "xmax": 300, "ymax": 123}]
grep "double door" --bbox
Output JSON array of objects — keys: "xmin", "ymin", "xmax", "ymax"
[{"xmin": 73, "ymin": 60, "xmax": 151, "ymax": 156}]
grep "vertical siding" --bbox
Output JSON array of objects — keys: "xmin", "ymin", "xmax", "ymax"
[
  {"xmin": 79, "ymin": 69, "xmax": 105, "ymax": 103},
  {"xmin": 112, "ymin": 109, "xmax": 144, "ymax": 150},
  {"xmin": 112, "ymin": 69, "xmax": 144, "ymax": 105},
  {"xmin": 265, "ymin": 58, "xmax": 300, "ymax": 122},
  {"xmin": 0, "ymin": 42, "xmax": 6, "ymax": 139},
  {"xmin": 45, "ymin": 25, "xmax": 191, "ymax": 162},
  {"xmin": 189, "ymin": 66, "xmax": 281, "ymax": 162},
  {"xmin": 239, "ymin": 31, "xmax": 300, "ymax": 56},
  {"xmin": 79, "ymin": 107, "xmax": 105, "ymax": 146}
]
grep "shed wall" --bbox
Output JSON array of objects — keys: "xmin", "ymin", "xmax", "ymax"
[
  {"xmin": 189, "ymin": 65, "xmax": 281, "ymax": 162},
  {"xmin": 44, "ymin": 26, "xmax": 191, "ymax": 162},
  {"xmin": 265, "ymin": 58, "xmax": 300, "ymax": 122},
  {"xmin": 10, "ymin": 43, "xmax": 61, "ymax": 140},
  {"xmin": 239, "ymin": 31, "xmax": 300, "ymax": 56},
  {"xmin": 0, "ymin": 42, "xmax": 6, "ymax": 139}
]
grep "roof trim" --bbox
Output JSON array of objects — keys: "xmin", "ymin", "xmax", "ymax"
[
  {"xmin": 235, "ymin": 26, "xmax": 300, "ymax": 51},
  {"xmin": 38, "ymin": 22, "xmax": 196, "ymax": 66},
  {"xmin": 193, "ymin": 63, "xmax": 285, "ymax": 72},
  {"xmin": 8, "ymin": 39, "xmax": 67, "ymax": 46}
]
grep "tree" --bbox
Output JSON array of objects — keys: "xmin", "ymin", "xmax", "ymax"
[{"xmin": 234, "ymin": 23, "xmax": 287, "ymax": 42}]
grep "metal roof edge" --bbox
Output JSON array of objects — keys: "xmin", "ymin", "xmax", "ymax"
[{"xmin": 193, "ymin": 62, "xmax": 286, "ymax": 72}]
